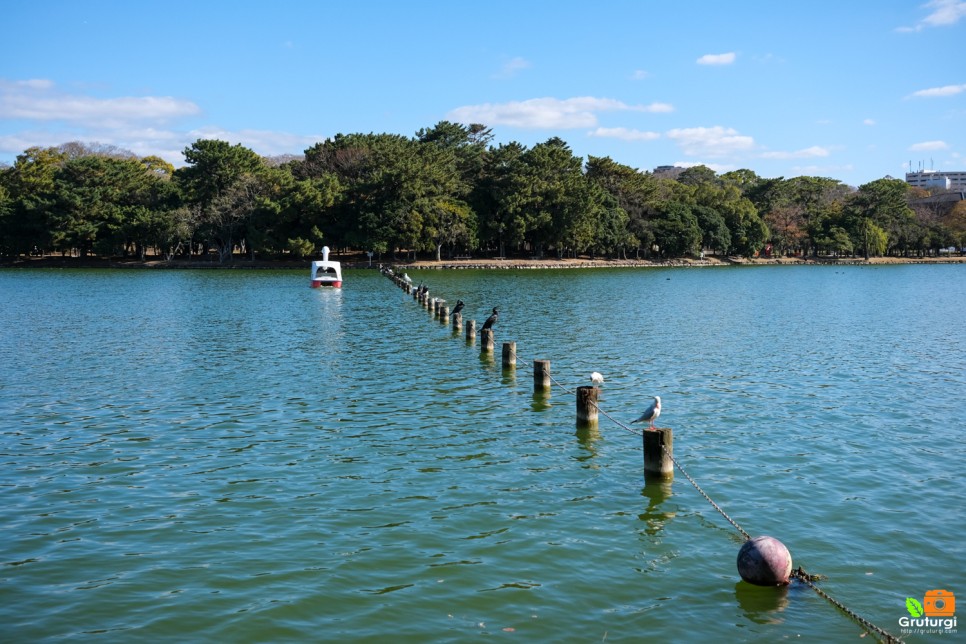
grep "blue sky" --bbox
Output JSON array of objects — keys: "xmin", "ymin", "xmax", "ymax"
[{"xmin": 2, "ymin": 0, "xmax": 964, "ymax": 186}]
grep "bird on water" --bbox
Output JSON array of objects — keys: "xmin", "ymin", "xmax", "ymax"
[
  {"xmin": 632, "ymin": 396, "xmax": 661, "ymax": 429},
  {"xmin": 590, "ymin": 372, "xmax": 604, "ymax": 385},
  {"xmin": 452, "ymin": 300, "xmax": 465, "ymax": 315},
  {"xmin": 481, "ymin": 307, "xmax": 499, "ymax": 330}
]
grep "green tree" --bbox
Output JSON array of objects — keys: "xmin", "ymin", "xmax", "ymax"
[
  {"xmin": 174, "ymin": 139, "xmax": 265, "ymax": 261},
  {"xmin": 1, "ymin": 147, "xmax": 67, "ymax": 256},
  {"xmin": 785, "ymin": 176, "xmax": 852, "ymax": 256},
  {"xmin": 476, "ymin": 142, "xmax": 529, "ymax": 257},
  {"xmin": 651, "ymin": 201, "xmax": 702, "ymax": 257},
  {"xmin": 692, "ymin": 204, "xmax": 731, "ymax": 254},
  {"xmin": 845, "ymin": 178, "xmax": 916, "ymax": 256},
  {"xmin": 516, "ymin": 137, "xmax": 589, "ymax": 257}
]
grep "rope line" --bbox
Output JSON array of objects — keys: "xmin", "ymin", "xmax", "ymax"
[{"xmin": 387, "ymin": 274, "xmax": 904, "ymax": 644}]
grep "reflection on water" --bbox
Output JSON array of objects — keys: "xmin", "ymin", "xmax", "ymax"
[
  {"xmin": 0, "ymin": 265, "xmax": 963, "ymax": 642},
  {"xmin": 734, "ymin": 581, "xmax": 790, "ymax": 625},
  {"xmin": 640, "ymin": 481, "xmax": 676, "ymax": 536}
]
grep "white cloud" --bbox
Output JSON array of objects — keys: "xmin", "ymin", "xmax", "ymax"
[
  {"xmin": 188, "ymin": 126, "xmax": 323, "ymax": 157},
  {"xmin": 909, "ymin": 140, "xmax": 949, "ymax": 151},
  {"xmin": 588, "ymin": 127, "xmax": 660, "ymax": 141},
  {"xmin": 909, "ymin": 83, "xmax": 966, "ymax": 97},
  {"xmin": 493, "ymin": 57, "xmax": 531, "ymax": 79},
  {"xmin": 897, "ymin": 0, "xmax": 966, "ymax": 31},
  {"xmin": 0, "ymin": 78, "xmax": 201, "ymax": 126},
  {"xmin": 643, "ymin": 102, "xmax": 674, "ymax": 113},
  {"xmin": 920, "ymin": 0, "xmax": 966, "ymax": 25},
  {"xmin": 665, "ymin": 126, "xmax": 754, "ymax": 157},
  {"xmin": 674, "ymin": 161, "xmax": 735, "ymax": 173},
  {"xmin": 863, "ymin": 118, "xmax": 876, "ymax": 126},
  {"xmin": 791, "ymin": 163, "xmax": 855, "ymax": 177},
  {"xmin": 696, "ymin": 52, "xmax": 736, "ymax": 65},
  {"xmin": 760, "ymin": 146, "xmax": 830, "ymax": 159},
  {"xmin": 447, "ymin": 97, "xmax": 672, "ymax": 129},
  {"xmin": 0, "ymin": 78, "xmax": 321, "ymax": 166},
  {"xmin": 631, "ymin": 70, "xmax": 650, "ymax": 80}
]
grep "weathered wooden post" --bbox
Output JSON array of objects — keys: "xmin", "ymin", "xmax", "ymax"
[
  {"xmin": 465, "ymin": 319, "xmax": 476, "ymax": 342},
  {"xmin": 576, "ymin": 386, "xmax": 599, "ymax": 427},
  {"xmin": 502, "ymin": 342, "xmax": 516, "ymax": 369},
  {"xmin": 533, "ymin": 359, "xmax": 551, "ymax": 392},
  {"xmin": 452, "ymin": 312, "xmax": 463, "ymax": 331},
  {"xmin": 643, "ymin": 427, "xmax": 674, "ymax": 480},
  {"xmin": 439, "ymin": 304, "xmax": 449, "ymax": 323},
  {"xmin": 480, "ymin": 328, "xmax": 494, "ymax": 353}
]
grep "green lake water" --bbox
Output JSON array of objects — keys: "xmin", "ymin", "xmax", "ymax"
[{"xmin": 0, "ymin": 264, "xmax": 963, "ymax": 642}]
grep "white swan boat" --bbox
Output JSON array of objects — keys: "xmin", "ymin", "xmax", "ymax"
[{"xmin": 310, "ymin": 246, "xmax": 342, "ymax": 288}]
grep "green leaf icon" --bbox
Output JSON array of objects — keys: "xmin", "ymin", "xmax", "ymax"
[{"xmin": 906, "ymin": 597, "xmax": 924, "ymax": 617}]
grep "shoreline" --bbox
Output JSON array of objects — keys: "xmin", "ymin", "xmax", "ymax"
[{"xmin": 2, "ymin": 254, "xmax": 965, "ymax": 271}]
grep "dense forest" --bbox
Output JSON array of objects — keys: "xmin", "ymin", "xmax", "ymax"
[{"xmin": 1, "ymin": 122, "xmax": 964, "ymax": 263}]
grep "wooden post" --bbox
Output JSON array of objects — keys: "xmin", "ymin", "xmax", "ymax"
[
  {"xmin": 576, "ymin": 386, "xmax": 599, "ymax": 426},
  {"xmin": 439, "ymin": 305, "xmax": 449, "ymax": 323},
  {"xmin": 643, "ymin": 428, "xmax": 674, "ymax": 480},
  {"xmin": 502, "ymin": 342, "xmax": 516, "ymax": 368},
  {"xmin": 452, "ymin": 312, "xmax": 462, "ymax": 331},
  {"xmin": 533, "ymin": 359, "xmax": 551, "ymax": 391},
  {"xmin": 480, "ymin": 328, "xmax": 494, "ymax": 352},
  {"xmin": 465, "ymin": 319, "xmax": 476, "ymax": 341}
]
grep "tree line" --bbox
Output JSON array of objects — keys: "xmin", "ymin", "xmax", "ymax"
[{"xmin": 1, "ymin": 122, "xmax": 964, "ymax": 263}]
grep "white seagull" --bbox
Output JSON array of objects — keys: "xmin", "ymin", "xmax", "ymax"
[
  {"xmin": 590, "ymin": 372, "xmax": 604, "ymax": 385},
  {"xmin": 632, "ymin": 396, "xmax": 661, "ymax": 429},
  {"xmin": 403, "ymin": 273, "xmax": 412, "ymax": 284}
]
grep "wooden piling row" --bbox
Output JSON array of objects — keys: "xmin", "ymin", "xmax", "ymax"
[{"xmin": 381, "ymin": 267, "xmax": 672, "ymax": 479}]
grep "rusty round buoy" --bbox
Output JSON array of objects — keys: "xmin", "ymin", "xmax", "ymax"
[{"xmin": 737, "ymin": 536, "xmax": 792, "ymax": 586}]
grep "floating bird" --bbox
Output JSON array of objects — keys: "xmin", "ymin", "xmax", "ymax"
[
  {"xmin": 632, "ymin": 396, "xmax": 661, "ymax": 429},
  {"xmin": 481, "ymin": 307, "xmax": 499, "ymax": 330},
  {"xmin": 452, "ymin": 300, "xmax": 465, "ymax": 315},
  {"xmin": 590, "ymin": 372, "xmax": 604, "ymax": 385}
]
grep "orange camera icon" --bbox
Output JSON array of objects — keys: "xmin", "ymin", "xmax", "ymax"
[{"xmin": 924, "ymin": 589, "xmax": 955, "ymax": 617}]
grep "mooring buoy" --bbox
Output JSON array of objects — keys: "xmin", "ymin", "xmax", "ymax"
[{"xmin": 737, "ymin": 535, "xmax": 792, "ymax": 586}]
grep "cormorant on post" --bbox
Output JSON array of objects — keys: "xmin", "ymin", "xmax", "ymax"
[
  {"xmin": 452, "ymin": 300, "xmax": 465, "ymax": 315},
  {"xmin": 481, "ymin": 307, "xmax": 499, "ymax": 330}
]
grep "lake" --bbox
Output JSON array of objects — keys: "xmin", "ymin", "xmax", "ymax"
[{"xmin": 0, "ymin": 264, "xmax": 963, "ymax": 642}]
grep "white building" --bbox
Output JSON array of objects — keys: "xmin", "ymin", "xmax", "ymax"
[{"xmin": 905, "ymin": 170, "xmax": 966, "ymax": 190}]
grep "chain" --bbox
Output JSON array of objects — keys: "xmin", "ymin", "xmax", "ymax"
[
  {"xmin": 790, "ymin": 568, "xmax": 904, "ymax": 643},
  {"xmin": 391, "ymin": 275, "xmax": 905, "ymax": 644},
  {"xmin": 655, "ymin": 442, "xmax": 754, "ymax": 541}
]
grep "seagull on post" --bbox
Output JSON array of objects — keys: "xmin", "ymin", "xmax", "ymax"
[
  {"xmin": 632, "ymin": 396, "xmax": 661, "ymax": 429},
  {"xmin": 590, "ymin": 372, "xmax": 604, "ymax": 385}
]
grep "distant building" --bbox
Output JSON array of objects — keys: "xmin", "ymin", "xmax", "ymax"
[
  {"xmin": 653, "ymin": 165, "xmax": 684, "ymax": 179},
  {"xmin": 905, "ymin": 170, "xmax": 966, "ymax": 190}
]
